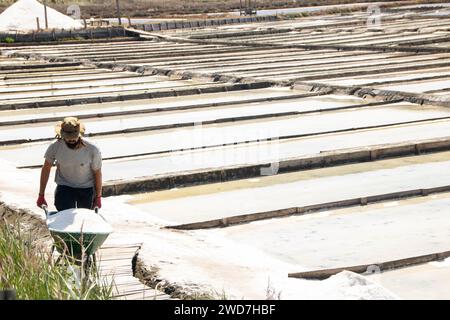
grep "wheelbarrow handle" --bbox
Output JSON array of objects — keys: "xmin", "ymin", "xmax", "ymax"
[
  {"xmin": 93, "ymin": 206, "xmax": 107, "ymax": 222},
  {"xmin": 41, "ymin": 204, "xmax": 49, "ymax": 217}
]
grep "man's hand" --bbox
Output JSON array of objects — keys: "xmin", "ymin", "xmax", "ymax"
[
  {"xmin": 92, "ymin": 196, "xmax": 102, "ymax": 209},
  {"xmin": 36, "ymin": 194, "xmax": 47, "ymax": 208}
]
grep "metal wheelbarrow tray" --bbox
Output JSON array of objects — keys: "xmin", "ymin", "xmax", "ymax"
[
  {"xmin": 49, "ymin": 228, "xmax": 110, "ymax": 258},
  {"xmin": 44, "ymin": 206, "xmax": 113, "ymax": 259}
]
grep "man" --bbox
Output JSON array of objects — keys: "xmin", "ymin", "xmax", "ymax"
[{"xmin": 36, "ymin": 117, "xmax": 102, "ymax": 211}]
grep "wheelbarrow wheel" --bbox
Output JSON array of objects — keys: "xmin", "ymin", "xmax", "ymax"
[
  {"xmin": 82, "ymin": 253, "xmax": 98, "ymax": 278},
  {"xmin": 51, "ymin": 245, "xmax": 70, "ymax": 267}
]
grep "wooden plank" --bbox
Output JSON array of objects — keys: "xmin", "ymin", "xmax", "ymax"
[
  {"xmin": 99, "ymin": 248, "xmax": 139, "ymax": 253},
  {"xmin": 118, "ymin": 291, "xmax": 165, "ymax": 297},
  {"xmin": 99, "ymin": 266, "xmax": 132, "ymax": 272},
  {"xmin": 115, "ymin": 288, "xmax": 167, "ymax": 296},
  {"xmin": 112, "ymin": 284, "xmax": 149, "ymax": 292},
  {"xmin": 98, "ymin": 254, "xmax": 133, "ymax": 260},
  {"xmin": 96, "ymin": 244, "xmax": 170, "ymax": 300},
  {"xmin": 115, "ymin": 292, "xmax": 170, "ymax": 300},
  {"xmin": 99, "ymin": 265, "xmax": 132, "ymax": 271},
  {"xmin": 288, "ymin": 250, "xmax": 450, "ymax": 280},
  {"xmin": 99, "ymin": 271, "xmax": 132, "ymax": 277},
  {"xmin": 99, "ymin": 246, "xmax": 140, "ymax": 251},
  {"xmin": 99, "ymin": 264, "xmax": 131, "ymax": 269},
  {"xmin": 111, "ymin": 281, "xmax": 146, "ymax": 287},
  {"xmin": 99, "ymin": 257, "xmax": 134, "ymax": 262},
  {"xmin": 99, "ymin": 267, "xmax": 132, "ymax": 273},
  {"xmin": 101, "ymin": 244, "xmax": 142, "ymax": 249},
  {"xmin": 98, "ymin": 253, "xmax": 137, "ymax": 259}
]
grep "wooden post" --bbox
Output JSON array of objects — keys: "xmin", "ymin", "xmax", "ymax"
[
  {"xmin": 43, "ymin": 0, "xmax": 49, "ymax": 29},
  {"xmin": 36, "ymin": 17, "xmax": 40, "ymax": 31},
  {"xmin": 116, "ymin": 0, "xmax": 122, "ymax": 26}
]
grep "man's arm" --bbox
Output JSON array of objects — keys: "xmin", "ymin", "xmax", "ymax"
[
  {"xmin": 39, "ymin": 160, "xmax": 52, "ymax": 196},
  {"xmin": 93, "ymin": 168, "xmax": 103, "ymax": 209},
  {"xmin": 94, "ymin": 168, "xmax": 102, "ymax": 197},
  {"xmin": 37, "ymin": 160, "xmax": 52, "ymax": 208}
]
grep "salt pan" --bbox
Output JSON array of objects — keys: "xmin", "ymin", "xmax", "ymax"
[{"xmin": 47, "ymin": 208, "xmax": 113, "ymax": 234}]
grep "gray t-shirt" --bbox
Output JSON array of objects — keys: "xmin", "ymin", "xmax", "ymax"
[{"xmin": 44, "ymin": 139, "xmax": 102, "ymax": 189}]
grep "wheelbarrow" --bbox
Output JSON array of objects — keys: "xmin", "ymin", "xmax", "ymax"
[{"xmin": 42, "ymin": 205, "xmax": 113, "ymax": 269}]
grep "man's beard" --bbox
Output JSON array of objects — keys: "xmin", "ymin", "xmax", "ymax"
[{"xmin": 66, "ymin": 140, "xmax": 79, "ymax": 149}]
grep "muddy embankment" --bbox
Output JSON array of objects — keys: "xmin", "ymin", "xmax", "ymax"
[{"xmin": 0, "ymin": 202, "xmax": 50, "ymax": 245}]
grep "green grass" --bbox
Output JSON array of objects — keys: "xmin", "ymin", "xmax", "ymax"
[
  {"xmin": 0, "ymin": 219, "xmax": 116, "ymax": 300},
  {"xmin": 0, "ymin": 37, "xmax": 15, "ymax": 43}
]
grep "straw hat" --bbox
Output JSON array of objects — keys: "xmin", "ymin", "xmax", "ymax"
[{"xmin": 55, "ymin": 117, "xmax": 85, "ymax": 140}]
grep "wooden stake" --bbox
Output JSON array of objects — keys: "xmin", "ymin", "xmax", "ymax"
[
  {"xmin": 43, "ymin": 0, "xmax": 49, "ymax": 29},
  {"xmin": 116, "ymin": 0, "xmax": 122, "ymax": 26}
]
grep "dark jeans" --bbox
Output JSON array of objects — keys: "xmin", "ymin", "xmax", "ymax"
[{"xmin": 54, "ymin": 185, "xmax": 95, "ymax": 211}]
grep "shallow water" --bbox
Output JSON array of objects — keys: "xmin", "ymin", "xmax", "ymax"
[
  {"xmin": 130, "ymin": 152, "xmax": 450, "ymax": 224},
  {"xmin": 219, "ymin": 193, "xmax": 450, "ymax": 269}
]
